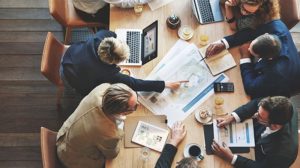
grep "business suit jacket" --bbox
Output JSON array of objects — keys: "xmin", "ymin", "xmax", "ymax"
[
  {"xmin": 233, "ymin": 99, "xmax": 298, "ymax": 168},
  {"xmin": 225, "ymin": 20, "xmax": 300, "ymax": 98},
  {"xmin": 155, "ymin": 144, "xmax": 177, "ymax": 168},
  {"xmin": 56, "ymin": 83, "xmax": 123, "ymax": 168},
  {"xmin": 61, "ymin": 30, "xmax": 164, "ymax": 96}
]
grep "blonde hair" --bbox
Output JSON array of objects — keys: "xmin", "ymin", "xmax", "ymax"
[{"xmin": 98, "ymin": 37, "xmax": 130, "ymax": 64}]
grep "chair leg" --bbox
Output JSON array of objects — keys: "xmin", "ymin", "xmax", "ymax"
[{"xmin": 64, "ymin": 27, "xmax": 72, "ymax": 44}]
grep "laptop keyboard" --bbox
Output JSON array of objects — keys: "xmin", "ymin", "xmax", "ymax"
[
  {"xmin": 126, "ymin": 31, "xmax": 141, "ymax": 64},
  {"xmin": 197, "ymin": 0, "xmax": 215, "ymax": 23}
]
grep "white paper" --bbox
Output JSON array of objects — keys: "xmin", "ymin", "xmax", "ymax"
[
  {"xmin": 148, "ymin": 0, "xmax": 175, "ymax": 11},
  {"xmin": 139, "ymin": 41, "xmax": 228, "ymax": 127},
  {"xmin": 132, "ymin": 121, "xmax": 169, "ymax": 152},
  {"xmin": 213, "ymin": 119, "xmax": 255, "ymax": 147}
]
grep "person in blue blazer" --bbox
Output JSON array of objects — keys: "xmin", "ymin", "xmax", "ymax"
[
  {"xmin": 60, "ymin": 30, "xmax": 185, "ymax": 96},
  {"xmin": 205, "ymin": 20, "xmax": 300, "ymax": 98},
  {"xmin": 212, "ymin": 96, "xmax": 298, "ymax": 168}
]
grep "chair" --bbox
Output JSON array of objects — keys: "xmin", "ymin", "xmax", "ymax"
[
  {"xmin": 291, "ymin": 130, "xmax": 300, "ymax": 168},
  {"xmin": 41, "ymin": 32, "xmax": 68, "ymax": 108},
  {"xmin": 49, "ymin": 0, "xmax": 108, "ymax": 44},
  {"xmin": 280, "ymin": 0, "xmax": 300, "ymax": 29},
  {"xmin": 40, "ymin": 127, "xmax": 63, "ymax": 168}
]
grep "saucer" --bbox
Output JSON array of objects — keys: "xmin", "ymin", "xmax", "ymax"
[
  {"xmin": 178, "ymin": 25, "xmax": 194, "ymax": 40},
  {"xmin": 183, "ymin": 143, "xmax": 204, "ymax": 161},
  {"xmin": 195, "ymin": 110, "xmax": 213, "ymax": 125}
]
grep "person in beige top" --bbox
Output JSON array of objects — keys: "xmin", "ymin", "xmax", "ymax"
[{"xmin": 56, "ymin": 83, "xmax": 139, "ymax": 168}]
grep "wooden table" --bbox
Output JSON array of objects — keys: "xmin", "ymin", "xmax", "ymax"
[{"xmin": 107, "ymin": 1, "xmax": 254, "ymax": 167}]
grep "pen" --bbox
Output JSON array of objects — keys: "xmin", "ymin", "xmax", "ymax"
[{"xmin": 217, "ymin": 120, "xmax": 228, "ymax": 131}]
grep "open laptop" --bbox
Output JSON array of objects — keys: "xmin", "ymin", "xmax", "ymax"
[
  {"xmin": 192, "ymin": 0, "xmax": 224, "ymax": 24},
  {"xmin": 116, "ymin": 20, "xmax": 158, "ymax": 66}
]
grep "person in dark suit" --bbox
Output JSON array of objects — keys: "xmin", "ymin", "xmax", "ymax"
[
  {"xmin": 205, "ymin": 20, "xmax": 300, "ymax": 98},
  {"xmin": 155, "ymin": 121, "xmax": 200, "ymax": 168},
  {"xmin": 238, "ymin": 33, "xmax": 290, "ymax": 98},
  {"xmin": 60, "ymin": 30, "xmax": 186, "ymax": 96},
  {"xmin": 212, "ymin": 96, "xmax": 298, "ymax": 168}
]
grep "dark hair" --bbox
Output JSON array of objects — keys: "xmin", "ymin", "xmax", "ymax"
[
  {"xmin": 176, "ymin": 157, "xmax": 200, "ymax": 168},
  {"xmin": 252, "ymin": 34, "xmax": 281, "ymax": 59},
  {"xmin": 102, "ymin": 84, "xmax": 133, "ymax": 115},
  {"xmin": 258, "ymin": 96, "xmax": 293, "ymax": 125}
]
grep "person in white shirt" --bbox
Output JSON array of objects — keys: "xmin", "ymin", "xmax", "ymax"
[
  {"xmin": 73, "ymin": 0, "xmax": 153, "ymax": 22},
  {"xmin": 211, "ymin": 96, "xmax": 298, "ymax": 168}
]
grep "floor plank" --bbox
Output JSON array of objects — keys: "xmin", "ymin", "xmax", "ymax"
[
  {"xmin": 0, "ymin": 0, "xmax": 48, "ymax": 8},
  {"xmin": 0, "ymin": 9, "xmax": 51, "ymax": 19},
  {"xmin": 0, "ymin": 55, "xmax": 41, "ymax": 68},
  {"xmin": 0, "ymin": 67, "xmax": 45, "ymax": 81},
  {"xmin": 0, "ymin": 133, "xmax": 40, "ymax": 147},
  {"xmin": 0, "ymin": 147, "xmax": 41, "ymax": 161},
  {"xmin": 0, "ymin": 42, "xmax": 44, "ymax": 54},
  {"xmin": 0, "ymin": 20, "xmax": 62, "ymax": 32},
  {"xmin": 0, "ymin": 32, "xmax": 63, "ymax": 42},
  {"xmin": 0, "ymin": 161, "xmax": 42, "ymax": 168}
]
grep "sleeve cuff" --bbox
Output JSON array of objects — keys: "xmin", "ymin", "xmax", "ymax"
[
  {"xmin": 231, "ymin": 112, "xmax": 241, "ymax": 123},
  {"xmin": 240, "ymin": 58, "xmax": 251, "ymax": 64},
  {"xmin": 221, "ymin": 39, "xmax": 230, "ymax": 49},
  {"xmin": 231, "ymin": 154, "xmax": 238, "ymax": 165}
]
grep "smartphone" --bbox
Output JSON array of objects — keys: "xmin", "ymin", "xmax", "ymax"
[{"xmin": 214, "ymin": 82, "xmax": 234, "ymax": 92}]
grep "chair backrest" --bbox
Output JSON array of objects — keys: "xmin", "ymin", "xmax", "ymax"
[
  {"xmin": 291, "ymin": 130, "xmax": 300, "ymax": 168},
  {"xmin": 280, "ymin": 0, "xmax": 299, "ymax": 29},
  {"xmin": 40, "ymin": 127, "xmax": 62, "ymax": 168},
  {"xmin": 49, "ymin": 0, "xmax": 67, "ymax": 26},
  {"xmin": 41, "ymin": 32, "xmax": 65, "ymax": 86}
]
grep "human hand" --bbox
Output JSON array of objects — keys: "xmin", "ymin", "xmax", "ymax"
[
  {"xmin": 168, "ymin": 121, "xmax": 187, "ymax": 147},
  {"xmin": 205, "ymin": 41, "xmax": 226, "ymax": 58},
  {"xmin": 165, "ymin": 80, "xmax": 189, "ymax": 90},
  {"xmin": 225, "ymin": 0, "xmax": 238, "ymax": 6},
  {"xmin": 211, "ymin": 140, "xmax": 234, "ymax": 162},
  {"xmin": 216, "ymin": 115, "xmax": 235, "ymax": 128},
  {"xmin": 239, "ymin": 42, "xmax": 251, "ymax": 59}
]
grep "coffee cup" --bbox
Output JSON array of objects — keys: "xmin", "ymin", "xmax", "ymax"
[{"xmin": 184, "ymin": 143, "xmax": 204, "ymax": 161}]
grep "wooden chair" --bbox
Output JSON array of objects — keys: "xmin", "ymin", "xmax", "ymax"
[
  {"xmin": 291, "ymin": 130, "xmax": 300, "ymax": 168},
  {"xmin": 280, "ymin": 0, "xmax": 300, "ymax": 29},
  {"xmin": 41, "ymin": 32, "xmax": 68, "ymax": 108},
  {"xmin": 40, "ymin": 127, "xmax": 63, "ymax": 168},
  {"xmin": 48, "ymin": 0, "xmax": 108, "ymax": 44}
]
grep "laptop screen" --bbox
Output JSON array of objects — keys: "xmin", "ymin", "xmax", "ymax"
[{"xmin": 142, "ymin": 21, "xmax": 158, "ymax": 65}]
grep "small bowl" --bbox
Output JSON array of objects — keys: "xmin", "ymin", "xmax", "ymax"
[
  {"xmin": 120, "ymin": 69, "xmax": 131, "ymax": 76},
  {"xmin": 178, "ymin": 25, "xmax": 194, "ymax": 41},
  {"xmin": 195, "ymin": 107, "xmax": 212, "ymax": 125}
]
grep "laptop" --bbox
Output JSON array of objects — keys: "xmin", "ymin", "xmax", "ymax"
[
  {"xmin": 192, "ymin": 0, "xmax": 224, "ymax": 24},
  {"xmin": 116, "ymin": 20, "xmax": 158, "ymax": 66}
]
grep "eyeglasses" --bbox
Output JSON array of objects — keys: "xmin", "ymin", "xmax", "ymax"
[
  {"xmin": 253, "ymin": 112, "xmax": 269, "ymax": 125},
  {"xmin": 240, "ymin": 4, "xmax": 256, "ymax": 15}
]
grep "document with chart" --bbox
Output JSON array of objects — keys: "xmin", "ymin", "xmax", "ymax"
[
  {"xmin": 139, "ymin": 41, "xmax": 228, "ymax": 127},
  {"xmin": 213, "ymin": 119, "xmax": 255, "ymax": 147}
]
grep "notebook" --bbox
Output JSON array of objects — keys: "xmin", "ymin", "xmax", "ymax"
[
  {"xmin": 115, "ymin": 21, "xmax": 158, "ymax": 66},
  {"xmin": 199, "ymin": 46, "xmax": 236, "ymax": 76},
  {"xmin": 192, "ymin": 0, "xmax": 224, "ymax": 24}
]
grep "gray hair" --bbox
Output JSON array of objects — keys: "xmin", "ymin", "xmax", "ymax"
[
  {"xmin": 102, "ymin": 83, "xmax": 134, "ymax": 115},
  {"xmin": 252, "ymin": 34, "xmax": 282, "ymax": 59},
  {"xmin": 98, "ymin": 37, "xmax": 130, "ymax": 64}
]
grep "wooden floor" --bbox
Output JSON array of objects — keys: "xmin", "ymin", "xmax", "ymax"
[
  {"xmin": 0, "ymin": 0, "xmax": 62, "ymax": 167},
  {"xmin": 0, "ymin": 1, "xmax": 299, "ymax": 168}
]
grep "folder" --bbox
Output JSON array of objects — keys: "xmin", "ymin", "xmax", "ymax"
[
  {"xmin": 203, "ymin": 124, "xmax": 250, "ymax": 155},
  {"xmin": 124, "ymin": 115, "xmax": 168, "ymax": 148}
]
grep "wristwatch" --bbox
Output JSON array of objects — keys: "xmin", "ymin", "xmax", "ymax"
[{"xmin": 226, "ymin": 17, "xmax": 236, "ymax": 23}]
